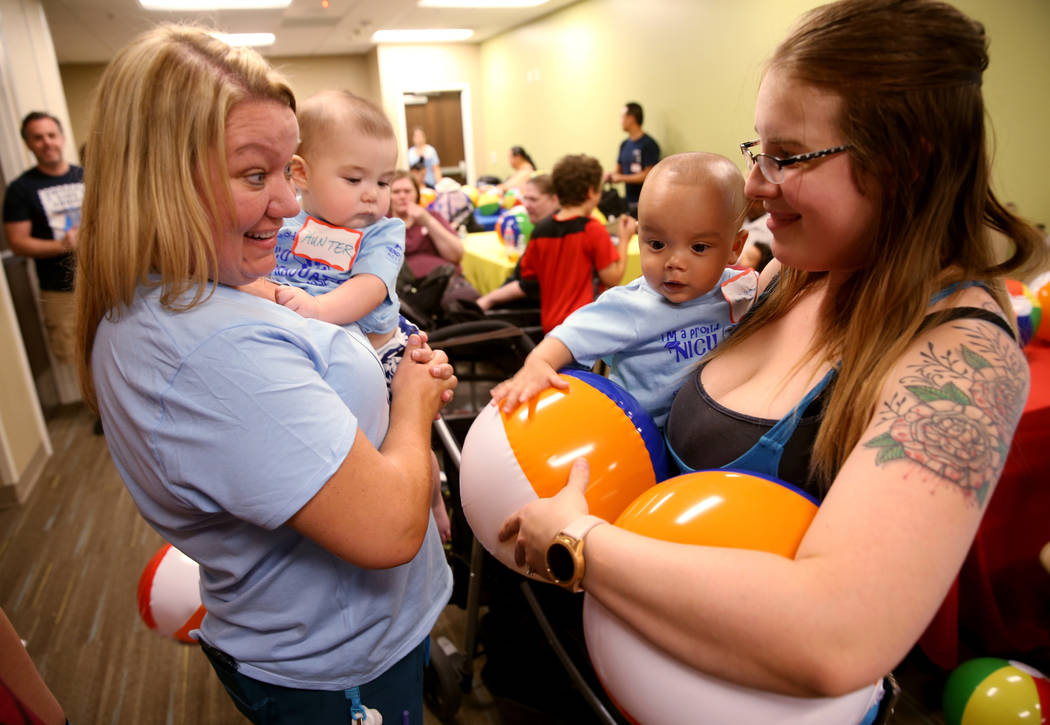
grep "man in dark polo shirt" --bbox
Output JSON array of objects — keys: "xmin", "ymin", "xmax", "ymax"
[{"xmin": 3, "ymin": 111, "xmax": 84, "ymax": 366}]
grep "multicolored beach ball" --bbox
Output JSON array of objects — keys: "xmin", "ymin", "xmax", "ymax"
[{"xmin": 943, "ymin": 657, "xmax": 1049, "ymax": 725}]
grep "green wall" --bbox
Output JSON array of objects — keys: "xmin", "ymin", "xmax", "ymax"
[{"xmin": 479, "ymin": 0, "xmax": 1050, "ymax": 227}]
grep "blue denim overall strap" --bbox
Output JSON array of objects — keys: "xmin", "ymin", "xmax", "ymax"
[
  {"xmin": 667, "ymin": 366, "xmax": 838, "ymax": 478},
  {"xmin": 928, "ymin": 280, "xmax": 985, "ymax": 305}
]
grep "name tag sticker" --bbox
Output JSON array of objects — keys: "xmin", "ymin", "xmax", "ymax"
[
  {"xmin": 721, "ymin": 268, "xmax": 760, "ymax": 323},
  {"xmin": 290, "ymin": 216, "xmax": 363, "ymax": 272}
]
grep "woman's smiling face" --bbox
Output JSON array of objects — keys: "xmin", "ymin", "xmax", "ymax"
[
  {"xmin": 213, "ymin": 99, "xmax": 300, "ymax": 286},
  {"xmin": 746, "ymin": 66, "xmax": 880, "ymax": 276}
]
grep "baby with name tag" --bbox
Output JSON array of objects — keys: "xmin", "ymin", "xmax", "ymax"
[
  {"xmin": 254, "ymin": 89, "xmax": 450, "ymax": 540},
  {"xmin": 263, "ymin": 89, "xmax": 416, "ymax": 380}
]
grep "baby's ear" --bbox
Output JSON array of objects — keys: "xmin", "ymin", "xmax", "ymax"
[
  {"xmin": 290, "ymin": 154, "xmax": 309, "ymax": 190},
  {"xmin": 728, "ymin": 228, "xmax": 749, "ymax": 264}
]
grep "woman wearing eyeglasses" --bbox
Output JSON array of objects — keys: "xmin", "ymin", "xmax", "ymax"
[{"xmin": 498, "ymin": 0, "xmax": 1045, "ymax": 721}]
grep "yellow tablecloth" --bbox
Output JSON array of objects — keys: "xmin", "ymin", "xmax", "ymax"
[{"xmin": 461, "ymin": 231, "xmax": 642, "ymax": 296}]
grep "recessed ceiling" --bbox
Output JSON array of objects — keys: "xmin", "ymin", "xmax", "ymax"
[{"xmin": 40, "ymin": 0, "xmax": 579, "ymax": 64}]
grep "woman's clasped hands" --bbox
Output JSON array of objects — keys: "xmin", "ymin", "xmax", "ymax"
[{"xmin": 392, "ymin": 332, "xmax": 458, "ymax": 409}]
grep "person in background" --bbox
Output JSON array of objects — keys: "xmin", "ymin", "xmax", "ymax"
[
  {"xmin": 738, "ymin": 197, "xmax": 774, "ymax": 272},
  {"xmin": 409, "ymin": 158, "xmax": 427, "ymax": 190},
  {"xmin": 476, "ymin": 173, "xmax": 558, "ymax": 312},
  {"xmin": 2, "ymin": 111, "xmax": 84, "ymax": 368},
  {"xmin": 491, "ymin": 152, "xmax": 758, "ymax": 430},
  {"xmin": 519, "ymin": 154, "xmax": 627, "ymax": 333},
  {"xmin": 76, "ymin": 25, "xmax": 456, "ymax": 724},
  {"xmin": 494, "ymin": 145, "xmax": 537, "ymax": 197},
  {"xmin": 390, "ymin": 170, "xmax": 465, "ymax": 279},
  {"xmin": 604, "ymin": 101, "xmax": 660, "ymax": 217},
  {"xmin": 407, "ymin": 127, "xmax": 441, "ymax": 188},
  {"xmin": 498, "ymin": 3, "xmax": 1045, "ymax": 725},
  {"xmin": 737, "ymin": 238, "xmax": 773, "ymax": 274},
  {"xmin": 389, "ymin": 170, "xmax": 480, "ymax": 322}
]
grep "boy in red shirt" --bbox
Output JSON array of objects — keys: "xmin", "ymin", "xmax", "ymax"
[{"xmin": 519, "ymin": 154, "xmax": 628, "ymax": 332}]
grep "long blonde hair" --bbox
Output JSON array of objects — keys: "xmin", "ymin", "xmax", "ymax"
[
  {"xmin": 713, "ymin": 0, "xmax": 1047, "ymax": 487},
  {"xmin": 75, "ymin": 25, "xmax": 295, "ymax": 409}
]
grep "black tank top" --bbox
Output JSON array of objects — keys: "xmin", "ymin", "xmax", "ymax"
[{"xmin": 665, "ymin": 301, "xmax": 1014, "ymax": 501}]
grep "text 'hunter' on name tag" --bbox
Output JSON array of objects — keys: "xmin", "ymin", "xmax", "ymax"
[{"xmin": 290, "ymin": 216, "xmax": 363, "ymax": 272}]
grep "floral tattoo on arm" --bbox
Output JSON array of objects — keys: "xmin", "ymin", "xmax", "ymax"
[{"xmin": 865, "ymin": 322, "xmax": 1028, "ymax": 505}]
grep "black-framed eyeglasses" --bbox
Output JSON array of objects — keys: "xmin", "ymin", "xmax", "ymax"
[{"xmin": 740, "ymin": 140, "xmax": 852, "ymax": 184}]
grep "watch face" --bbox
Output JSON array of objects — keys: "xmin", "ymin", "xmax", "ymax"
[{"xmin": 546, "ymin": 541, "xmax": 575, "ymax": 582}]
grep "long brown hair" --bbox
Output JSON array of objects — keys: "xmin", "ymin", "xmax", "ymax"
[
  {"xmin": 713, "ymin": 0, "xmax": 1047, "ymax": 486},
  {"xmin": 75, "ymin": 25, "xmax": 295, "ymax": 410}
]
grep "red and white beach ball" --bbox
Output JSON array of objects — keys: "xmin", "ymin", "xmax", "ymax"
[{"xmin": 137, "ymin": 543, "xmax": 206, "ymax": 643}]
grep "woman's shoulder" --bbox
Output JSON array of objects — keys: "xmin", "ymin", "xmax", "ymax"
[{"xmin": 923, "ymin": 280, "xmax": 1014, "ymax": 338}]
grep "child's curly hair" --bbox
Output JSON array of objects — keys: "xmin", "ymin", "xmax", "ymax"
[{"xmin": 551, "ymin": 154, "xmax": 602, "ymax": 208}]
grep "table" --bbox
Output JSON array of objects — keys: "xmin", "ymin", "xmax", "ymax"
[
  {"xmin": 918, "ymin": 338, "xmax": 1050, "ymax": 668},
  {"xmin": 461, "ymin": 231, "xmax": 643, "ymax": 296}
]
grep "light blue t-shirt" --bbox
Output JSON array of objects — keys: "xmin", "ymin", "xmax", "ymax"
[
  {"xmin": 271, "ymin": 211, "xmax": 405, "ymax": 335},
  {"xmin": 92, "ymin": 282, "xmax": 451, "ymax": 689},
  {"xmin": 550, "ymin": 268, "xmax": 759, "ymax": 428}
]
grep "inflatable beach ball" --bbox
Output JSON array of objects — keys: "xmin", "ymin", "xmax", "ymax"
[
  {"xmin": 419, "ymin": 186, "xmax": 437, "ymax": 207},
  {"xmin": 475, "ymin": 189, "xmax": 502, "ymax": 216},
  {"xmin": 1006, "ymin": 279, "xmax": 1042, "ymax": 347},
  {"xmin": 460, "ymin": 184, "xmax": 479, "ymax": 207},
  {"xmin": 1031, "ymin": 271, "xmax": 1050, "ymax": 344},
  {"xmin": 137, "ymin": 543, "xmax": 206, "ymax": 643},
  {"xmin": 502, "ymin": 188, "xmax": 522, "ymax": 210},
  {"xmin": 496, "ymin": 206, "xmax": 533, "ymax": 249},
  {"xmin": 943, "ymin": 657, "xmax": 1049, "ymax": 725},
  {"xmin": 583, "ymin": 470, "xmax": 880, "ymax": 725},
  {"xmin": 459, "ymin": 370, "xmax": 668, "ymax": 581}
]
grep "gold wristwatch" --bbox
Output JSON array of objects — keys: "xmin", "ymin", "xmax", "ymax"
[{"xmin": 545, "ymin": 515, "xmax": 606, "ymax": 592}]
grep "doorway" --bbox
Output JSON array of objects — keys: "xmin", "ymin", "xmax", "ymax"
[{"xmin": 402, "ymin": 88, "xmax": 472, "ymax": 185}]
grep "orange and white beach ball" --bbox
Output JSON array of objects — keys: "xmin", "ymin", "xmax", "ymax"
[
  {"xmin": 583, "ymin": 470, "xmax": 880, "ymax": 725},
  {"xmin": 459, "ymin": 370, "xmax": 668, "ymax": 581}
]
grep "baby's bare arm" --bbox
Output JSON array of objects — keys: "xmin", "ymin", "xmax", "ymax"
[
  {"xmin": 278, "ymin": 274, "xmax": 388, "ymax": 326},
  {"xmin": 490, "ymin": 337, "xmax": 574, "ymax": 413}
]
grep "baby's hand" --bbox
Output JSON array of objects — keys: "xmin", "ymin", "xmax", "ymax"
[
  {"xmin": 275, "ymin": 286, "xmax": 320, "ymax": 319},
  {"xmin": 489, "ymin": 359, "xmax": 568, "ymax": 414}
]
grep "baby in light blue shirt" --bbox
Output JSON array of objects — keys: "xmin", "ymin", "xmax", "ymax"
[{"xmin": 491, "ymin": 152, "xmax": 759, "ymax": 428}]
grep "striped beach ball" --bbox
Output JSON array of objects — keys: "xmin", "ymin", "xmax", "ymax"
[
  {"xmin": 459, "ymin": 370, "xmax": 668, "ymax": 581},
  {"xmin": 137, "ymin": 543, "xmax": 206, "ymax": 643},
  {"xmin": 943, "ymin": 657, "xmax": 1049, "ymax": 725},
  {"xmin": 583, "ymin": 469, "xmax": 880, "ymax": 725}
]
